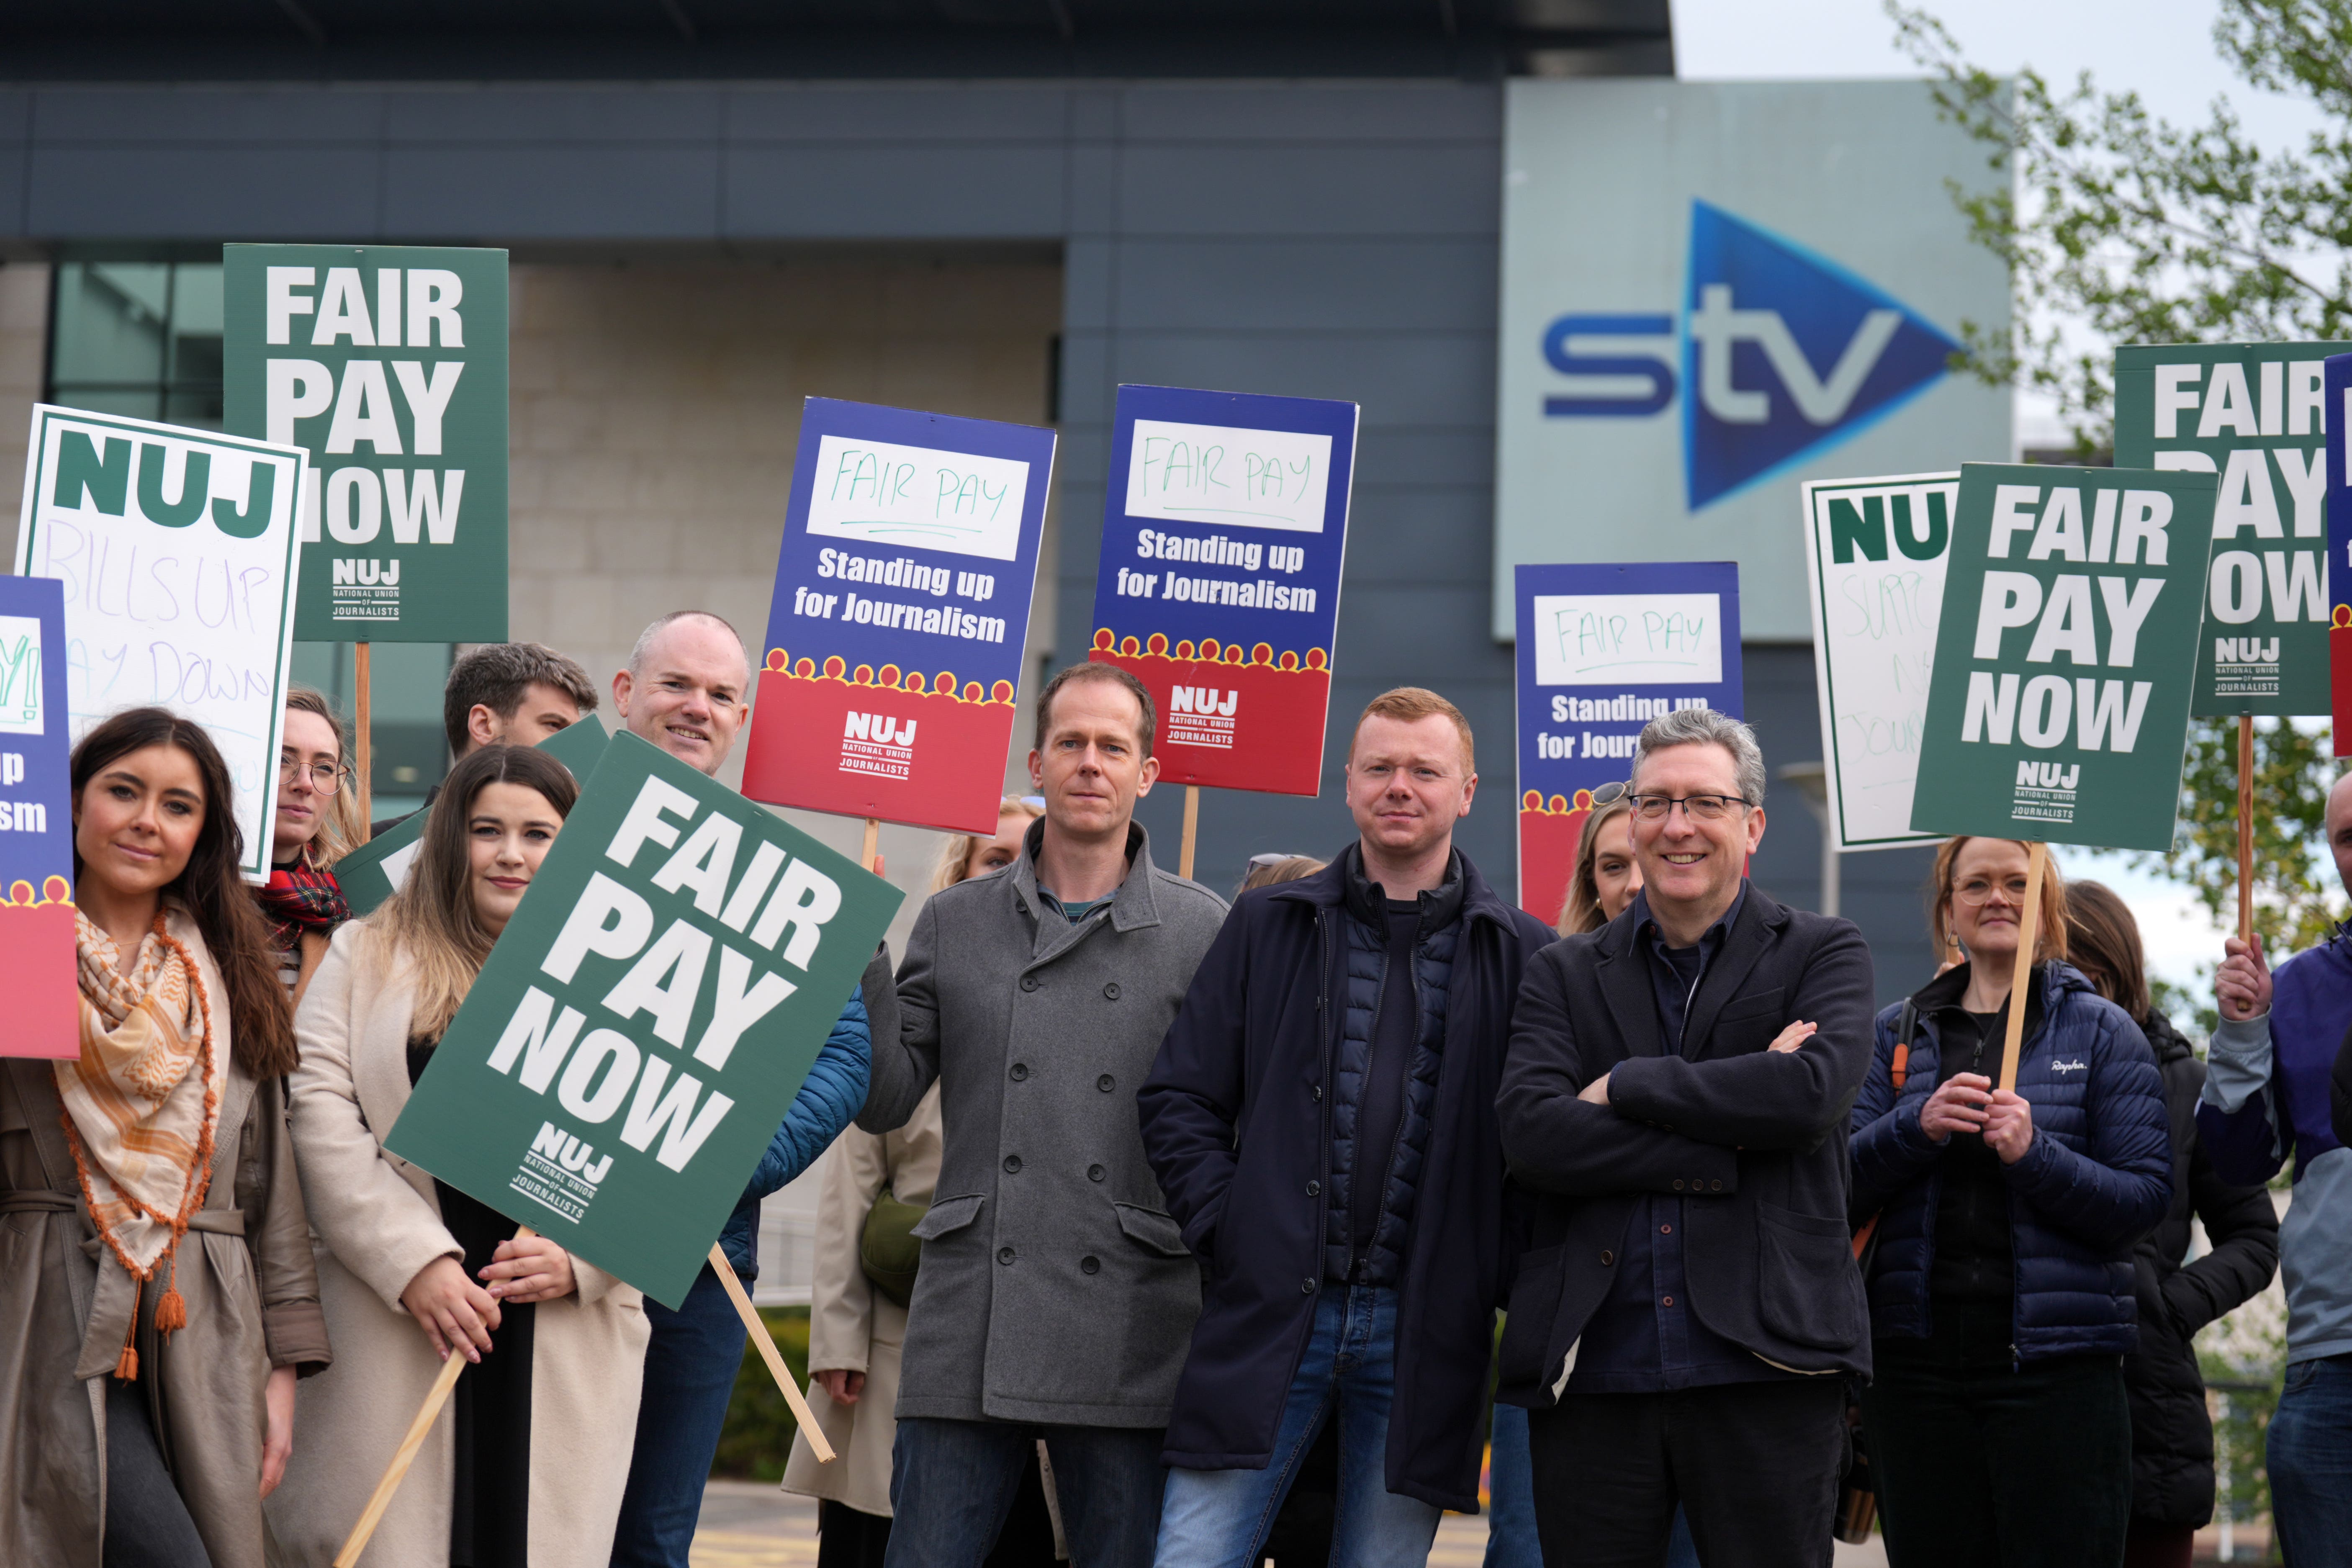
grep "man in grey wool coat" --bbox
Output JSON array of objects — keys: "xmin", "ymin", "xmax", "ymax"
[{"xmin": 859, "ymin": 661, "xmax": 1228, "ymax": 1568}]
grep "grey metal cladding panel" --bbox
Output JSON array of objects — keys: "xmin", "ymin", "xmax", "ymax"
[
  {"xmin": 1110, "ymin": 332, "xmax": 1493, "ymax": 429},
  {"xmin": 1113, "ymin": 83, "xmax": 1500, "ymax": 145},
  {"xmin": 0, "ymin": 151, "xmax": 24, "ymax": 238},
  {"xmin": 0, "ymin": 90, "xmax": 30, "ymax": 142},
  {"xmin": 1108, "ymin": 239, "xmax": 1496, "ymax": 332},
  {"xmin": 1341, "ymin": 487, "xmax": 1494, "ymax": 584},
  {"xmin": 1349, "ymin": 430, "xmax": 1495, "ymax": 488},
  {"xmin": 380, "ymin": 87, "xmax": 722, "ymax": 144},
  {"xmin": 26, "ymin": 148, "xmax": 381, "ymax": 239},
  {"xmin": 30, "ymin": 87, "xmax": 384, "ymax": 145},
  {"xmin": 383, "ymin": 148, "xmax": 719, "ymax": 239},
  {"xmin": 1333, "ymin": 584, "xmax": 1504, "ymax": 681},
  {"xmin": 723, "ymin": 145, "xmax": 1062, "ymax": 239},
  {"xmin": 1115, "ymin": 145, "xmax": 1497, "ymax": 238},
  {"xmin": 726, "ymin": 84, "xmax": 1069, "ymax": 143}
]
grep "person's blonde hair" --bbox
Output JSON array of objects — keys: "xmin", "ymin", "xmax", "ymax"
[
  {"xmin": 1560, "ymin": 794, "xmax": 1636, "ymax": 935},
  {"xmin": 930, "ymin": 797, "xmax": 1045, "ymax": 893},
  {"xmin": 1928, "ymin": 836, "xmax": 2069, "ymax": 966},
  {"xmin": 1350, "ymin": 687, "xmax": 1475, "ymax": 776},
  {"xmin": 369, "ymin": 745, "xmax": 580, "ymax": 1041},
  {"xmin": 285, "ymin": 685, "xmax": 364, "ymax": 867},
  {"xmin": 1239, "ymin": 855, "xmax": 1325, "ymax": 895}
]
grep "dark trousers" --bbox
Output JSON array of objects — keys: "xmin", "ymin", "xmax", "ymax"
[
  {"xmin": 610, "ymin": 1264, "xmax": 745, "ymax": 1568},
  {"xmin": 103, "ymin": 1379, "xmax": 211, "ymax": 1568},
  {"xmin": 1857, "ymin": 1301, "xmax": 2131, "ymax": 1568},
  {"xmin": 886, "ymin": 1416, "xmax": 1163, "ymax": 1568},
  {"xmin": 819, "ymin": 1453, "xmax": 1061, "ymax": 1568},
  {"xmin": 1526, "ymin": 1377, "xmax": 1846, "ymax": 1568}
]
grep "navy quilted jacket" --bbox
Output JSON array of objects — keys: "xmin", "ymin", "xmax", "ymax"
[
  {"xmin": 1850, "ymin": 961, "xmax": 2171, "ymax": 1359},
  {"xmin": 1324, "ymin": 853, "xmax": 1458, "ymax": 1284}
]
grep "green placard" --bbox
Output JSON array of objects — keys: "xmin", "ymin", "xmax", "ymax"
[
  {"xmin": 1909, "ymin": 462, "xmax": 2217, "ymax": 852},
  {"xmin": 2114, "ymin": 342, "xmax": 2349, "ymax": 715},
  {"xmin": 223, "ymin": 244, "xmax": 509, "ymax": 643},
  {"xmin": 539, "ymin": 712, "xmax": 612, "ymax": 781},
  {"xmin": 385, "ymin": 732, "xmax": 902, "ymax": 1308}
]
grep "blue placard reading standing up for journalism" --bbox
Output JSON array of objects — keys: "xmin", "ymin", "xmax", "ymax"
[
  {"xmin": 1514, "ymin": 561, "xmax": 1743, "ymax": 925},
  {"xmin": 2329, "ymin": 354, "xmax": 2352, "ymax": 755},
  {"xmin": 0, "ymin": 575, "xmax": 80, "ymax": 1058}
]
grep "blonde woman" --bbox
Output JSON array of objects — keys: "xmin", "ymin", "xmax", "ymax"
[
  {"xmin": 272, "ymin": 745, "xmax": 648, "ymax": 1568},
  {"xmin": 256, "ymin": 686, "xmax": 360, "ymax": 1002},
  {"xmin": 1557, "ymin": 784, "xmax": 1642, "ymax": 935}
]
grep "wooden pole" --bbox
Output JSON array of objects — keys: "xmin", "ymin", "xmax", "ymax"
[
  {"xmin": 1995, "ymin": 842, "xmax": 2049, "ymax": 1093},
  {"xmin": 1180, "ymin": 784, "xmax": 1200, "ymax": 880},
  {"xmin": 333, "ymin": 1224, "xmax": 535, "ymax": 1567},
  {"xmin": 707, "ymin": 1243, "xmax": 834, "ymax": 1463},
  {"xmin": 2238, "ymin": 714, "xmax": 2256, "ymax": 945},
  {"xmin": 353, "ymin": 641, "xmax": 374, "ymax": 843},
  {"xmin": 860, "ymin": 817, "xmax": 880, "ymax": 875}
]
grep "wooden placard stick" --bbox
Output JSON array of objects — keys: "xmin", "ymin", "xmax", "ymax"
[
  {"xmin": 334, "ymin": 1223, "xmax": 535, "ymax": 1567},
  {"xmin": 2237, "ymin": 714, "xmax": 2256, "ymax": 945},
  {"xmin": 707, "ymin": 1243, "xmax": 835, "ymax": 1463},
  {"xmin": 1180, "ymin": 784, "xmax": 1201, "ymax": 880},
  {"xmin": 860, "ymin": 817, "xmax": 880, "ymax": 875},
  {"xmin": 1995, "ymin": 842, "xmax": 2049, "ymax": 1093},
  {"xmin": 354, "ymin": 641, "xmax": 374, "ymax": 845}
]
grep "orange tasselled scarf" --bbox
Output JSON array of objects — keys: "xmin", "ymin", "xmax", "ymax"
[{"xmin": 55, "ymin": 907, "xmax": 220, "ymax": 1380}]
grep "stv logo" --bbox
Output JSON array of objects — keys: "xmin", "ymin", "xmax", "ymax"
[{"xmin": 1542, "ymin": 200, "xmax": 1961, "ymax": 509}]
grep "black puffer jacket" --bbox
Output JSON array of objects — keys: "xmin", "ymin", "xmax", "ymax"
[{"xmin": 2125, "ymin": 1012, "xmax": 2279, "ymax": 1528}]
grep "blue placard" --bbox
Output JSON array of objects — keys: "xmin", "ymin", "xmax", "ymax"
[
  {"xmin": 2329, "ymin": 353, "xmax": 2352, "ymax": 752},
  {"xmin": 1087, "ymin": 384, "xmax": 1359, "ymax": 795},
  {"xmin": 1514, "ymin": 561, "xmax": 1743, "ymax": 923},
  {"xmin": 0, "ymin": 575, "xmax": 80, "ymax": 1059}
]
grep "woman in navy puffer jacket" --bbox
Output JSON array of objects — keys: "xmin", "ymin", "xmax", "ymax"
[{"xmin": 1849, "ymin": 838, "xmax": 2170, "ymax": 1568}]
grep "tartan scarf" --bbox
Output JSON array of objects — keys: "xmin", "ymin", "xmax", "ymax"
[{"xmin": 257, "ymin": 847, "xmax": 350, "ymax": 954}]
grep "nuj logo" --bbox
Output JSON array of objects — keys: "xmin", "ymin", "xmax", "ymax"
[
  {"xmin": 1169, "ymin": 686, "xmax": 1238, "ymax": 717},
  {"xmin": 2216, "ymin": 636, "xmax": 2280, "ymax": 663},
  {"xmin": 532, "ymin": 1121, "xmax": 612, "ymax": 1188},
  {"xmin": 332, "ymin": 558, "xmax": 400, "ymax": 586},
  {"xmin": 843, "ymin": 712, "xmax": 917, "ymax": 747},
  {"xmin": 2015, "ymin": 761, "xmax": 2080, "ymax": 792}
]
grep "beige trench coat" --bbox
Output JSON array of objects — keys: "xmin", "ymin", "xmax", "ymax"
[
  {"xmin": 781, "ymin": 1082, "xmax": 944, "ymax": 1516},
  {"xmin": 0, "ymin": 910, "xmax": 331, "ymax": 1568},
  {"xmin": 269, "ymin": 923, "xmax": 649, "ymax": 1568}
]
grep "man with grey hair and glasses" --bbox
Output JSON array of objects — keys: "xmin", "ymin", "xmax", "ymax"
[{"xmin": 1496, "ymin": 707, "xmax": 1876, "ymax": 1568}]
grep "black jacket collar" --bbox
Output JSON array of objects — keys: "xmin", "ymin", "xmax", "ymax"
[{"xmin": 1271, "ymin": 841, "xmax": 1513, "ymax": 937}]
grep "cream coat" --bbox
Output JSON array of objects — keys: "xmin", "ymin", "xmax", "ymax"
[
  {"xmin": 269, "ymin": 923, "xmax": 649, "ymax": 1568},
  {"xmin": 781, "ymin": 1083, "xmax": 943, "ymax": 1516}
]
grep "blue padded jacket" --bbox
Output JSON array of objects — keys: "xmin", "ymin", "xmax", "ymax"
[
  {"xmin": 1850, "ymin": 961, "xmax": 2171, "ymax": 1360},
  {"xmin": 719, "ymin": 983, "xmax": 871, "ymax": 1279}
]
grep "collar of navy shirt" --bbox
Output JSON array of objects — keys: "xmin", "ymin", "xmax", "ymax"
[{"xmin": 1594, "ymin": 880, "xmax": 1783, "ymax": 1062}]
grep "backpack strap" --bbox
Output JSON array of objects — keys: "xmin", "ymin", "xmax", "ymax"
[{"xmin": 1890, "ymin": 999, "xmax": 1917, "ymax": 1092}]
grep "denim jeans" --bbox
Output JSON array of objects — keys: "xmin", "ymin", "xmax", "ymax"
[
  {"xmin": 2269, "ymin": 1353, "xmax": 2352, "ymax": 1568},
  {"xmin": 1486, "ymin": 1403, "xmax": 1700, "ymax": 1568},
  {"xmin": 887, "ymin": 1416, "xmax": 1166, "ymax": 1568},
  {"xmin": 1157, "ymin": 1284, "xmax": 1440, "ymax": 1568},
  {"xmin": 610, "ymin": 1263, "xmax": 746, "ymax": 1568}
]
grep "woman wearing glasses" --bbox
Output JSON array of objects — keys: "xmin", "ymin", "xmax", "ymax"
[
  {"xmin": 256, "ymin": 689, "xmax": 360, "ymax": 1002},
  {"xmin": 1848, "ymin": 838, "xmax": 2172, "ymax": 1568}
]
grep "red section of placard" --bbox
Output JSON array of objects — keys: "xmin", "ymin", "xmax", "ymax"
[
  {"xmin": 739, "ymin": 651, "xmax": 1017, "ymax": 837},
  {"xmin": 0, "ymin": 880, "xmax": 80, "ymax": 1060},
  {"xmin": 1517, "ymin": 794, "xmax": 1586, "ymax": 930},
  {"xmin": 2334, "ymin": 611, "xmax": 2352, "ymax": 757},
  {"xmin": 1088, "ymin": 630, "xmax": 1330, "ymax": 797}
]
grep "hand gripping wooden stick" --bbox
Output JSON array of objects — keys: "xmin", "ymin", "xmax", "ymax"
[
  {"xmin": 709, "ymin": 1243, "xmax": 835, "ymax": 1463},
  {"xmin": 334, "ymin": 1224, "xmax": 535, "ymax": 1567},
  {"xmin": 1995, "ymin": 843, "xmax": 2048, "ymax": 1094}
]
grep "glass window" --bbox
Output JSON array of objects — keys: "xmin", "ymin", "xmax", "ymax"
[{"xmin": 47, "ymin": 259, "xmax": 225, "ymax": 428}]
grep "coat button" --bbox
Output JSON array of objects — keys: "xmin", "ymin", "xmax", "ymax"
[
  {"xmin": 1098, "ymin": 1074, "xmax": 1115, "ymax": 1092},
  {"xmin": 1301, "ymin": 1278, "xmax": 1317, "ymax": 1294},
  {"xmin": 1306, "ymin": 1180, "xmax": 1321, "ymax": 1196},
  {"xmin": 1003, "ymin": 1155, "xmax": 1022, "ymax": 1174},
  {"xmin": 1104, "ymin": 982, "xmax": 1121, "ymax": 1000},
  {"xmin": 1601, "ymin": 1250, "xmax": 1614, "ymax": 1266},
  {"xmin": 1088, "ymin": 1164, "xmax": 1105, "ymax": 1182},
  {"xmin": 1311, "ymin": 1084, "xmax": 1321, "ymax": 1101},
  {"xmin": 1672, "ymin": 1180, "xmax": 1686, "ymax": 1191},
  {"xmin": 1710, "ymin": 1180, "xmax": 1724, "ymax": 1191},
  {"xmin": 1081, "ymin": 1256, "xmax": 1100, "ymax": 1275},
  {"xmin": 997, "ymin": 1247, "xmax": 1015, "ymax": 1265},
  {"xmin": 1020, "ymin": 975, "xmax": 1039, "ymax": 992},
  {"xmin": 1009, "ymin": 1063, "xmax": 1028, "ymax": 1082}
]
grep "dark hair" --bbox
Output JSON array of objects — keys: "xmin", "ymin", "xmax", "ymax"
[
  {"xmin": 71, "ymin": 708, "xmax": 296, "ymax": 1078},
  {"xmin": 2063, "ymin": 880, "xmax": 2151, "ymax": 1023},
  {"xmin": 443, "ymin": 642, "xmax": 599, "ymax": 756},
  {"xmin": 1035, "ymin": 662, "xmax": 1156, "ymax": 756}
]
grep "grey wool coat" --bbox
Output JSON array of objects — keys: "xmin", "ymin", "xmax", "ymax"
[{"xmin": 859, "ymin": 819, "xmax": 1226, "ymax": 1428}]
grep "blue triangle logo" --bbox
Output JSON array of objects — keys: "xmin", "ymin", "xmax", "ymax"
[{"xmin": 1681, "ymin": 200, "xmax": 1961, "ymax": 510}]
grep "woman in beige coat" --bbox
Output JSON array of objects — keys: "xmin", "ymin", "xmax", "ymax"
[
  {"xmin": 271, "ymin": 745, "xmax": 648, "ymax": 1568},
  {"xmin": 1, "ymin": 707, "xmax": 329, "ymax": 1568}
]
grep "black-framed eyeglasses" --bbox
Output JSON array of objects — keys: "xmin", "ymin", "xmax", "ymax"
[
  {"xmin": 279, "ymin": 756, "xmax": 354, "ymax": 795},
  {"xmin": 1626, "ymin": 792, "xmax": 1752, "ymax": 824}
]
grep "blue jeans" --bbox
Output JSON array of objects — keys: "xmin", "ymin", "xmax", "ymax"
[
  {"xmin": 1157, "ymin": 1284, "xmax": 1439, "ymax": 1568},
  {"xmin": 887, "ymin": 1416, "xmax": 1167, "ymax": 1568},
  {"xmin": 610, "ymin": 1263, "xmax": 745, "ymax": 1568},
  {"xmin": 1486, "ymin": 1403, "xmax": 1698, "ymax": 1568},
  {"xmin": 2269, "ymin": 1353, "xmax": 2352, "ymax": 1568}
]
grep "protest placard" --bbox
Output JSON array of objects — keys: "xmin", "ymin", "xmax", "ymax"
[
  {"xmin": 1514, "ymin": 561, "xmax": 1741, "ymax": 925},
  {"xmin": 222, "ymin": 244, "xmax": 508, "ymax": 643},
  {"xmin": 739, "ymin": 398, "xmax": 1054, "ymax": 837},
  {"xmin": 386, "ymin": 732, "xmax": 902, "ymax": 1309},
  {"xmin": 1086, "ymin": 385, "xmax": 1357, "ymax": 799},
  {"xmin": 2115, "ymin": 343, "xmax": 2347, "ymax": 716},
  {"xmin": 14, "ymin": 404, "xmax": 307, "ymax": 883},
  {"xmin": 1909, "ymin": 462, "xmax": 2216, "ymax": 853},
  {"xmin": 0, "ymin": 576, "xmax": 79, "ymax": 1059},
  {"xmin": 2326, "ymin": 353, "xmax": 2352, "ymax": 756},
  {"xmin": 1800, "ymin": 473, "xmax": 1958, "ymax": 853}
]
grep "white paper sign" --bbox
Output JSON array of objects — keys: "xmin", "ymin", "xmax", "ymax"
[
  {"xmin": 1801, "ymin": 471, "xmax": 1958, "ymax": 852},
  {"xmin": 1124, "ymin": 419, "xmax": 1334, "ymax": 534},
  {"xmin": 1529, "ymin": 592, "xmax": 1724, "ymax": 686},
  {"xmin": 15, "ymin": 406, "xmax": 309, "ymax": 882},
  {"xmin": 806, "ymin": 434, "xmax": 1030, "ymax": 562}
]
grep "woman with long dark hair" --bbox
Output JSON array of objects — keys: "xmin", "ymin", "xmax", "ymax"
[
  {"xmin": 271, "ymin": 744, "xmax": 648, "ymax": 1568},
  {"xmin": 1, "ymin": 707, "xmax": 329, "ymax": 1567},
  {"xmin": 255, "ymin": 687, "xmax": 357, "ymax": 1003}
]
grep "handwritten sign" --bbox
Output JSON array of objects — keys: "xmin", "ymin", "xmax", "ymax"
[
  {"xmin": 1122, "ymin": 418, "xmax": 1334, "ymax": 535},
  {"xmin": 1801, "ymin": 472, "xmax": 1957, "ymax": 852},
  {"xmin": 14, "ymin": 405, "xmax": 308, "ymax": 882},
  {"xmin": 1514, "ymin": 562, "xmax": 1742, "ymax": 924},
  {"xmin": 0, "ymin": 576, "xmax": 78, "ymax": 1058},
  {"xmin": 805, "ymin": 434, "xmax": 1031, "ymax": 563}
]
